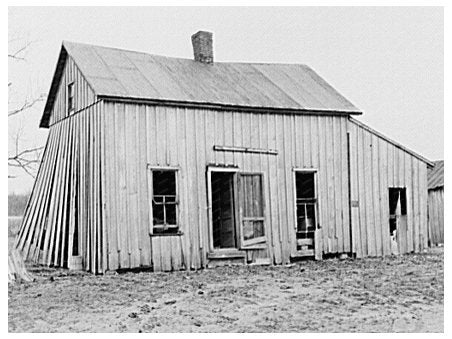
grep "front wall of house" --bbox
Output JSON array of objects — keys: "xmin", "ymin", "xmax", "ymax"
[{"xmin": 101, "ymin": 101, "xmax": 352, "ymax": 271}]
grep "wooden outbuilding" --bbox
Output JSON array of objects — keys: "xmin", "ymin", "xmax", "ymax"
[
  {"xmin": 427, "ymin": 160, "xmax": 444, "ymax": 246},
  {"xmin": 15, "ymin": 31, "xmax": 434, "ymax": 273}
]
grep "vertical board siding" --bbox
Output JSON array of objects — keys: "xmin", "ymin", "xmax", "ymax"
[
  {"xmin": 20, "ymin": 99, "xmax": 431, "ymax": 274},
  {"xmin": 428, "ymin": 189, "xmax": 444, "ymax": 245},
  {"xmin": 15, "ymin": 102, "xmax": 105, "ymax": 273},
  {"xmin": 348, "ymin": 118, "xmax": 429, "ymax": 257},
  {"xmin": 49, "ymin": 56, "xmax": 96, "ymax": 126},
  {"xmin": 101, "ymin": 102, "xmax": 351, "ymax": 271}
]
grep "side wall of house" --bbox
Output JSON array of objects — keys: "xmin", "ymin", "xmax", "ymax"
[
  {"xmin": 16, "ymin": 55, "xmax": 104, "ymax": 274},
  {"xmin": 348, "ymin": 118, "xmax": 429, "ymax": 258},
  {"xmin": 15, "ymin": 102, "xmax": 105, "ymax": 273},
  {"xmin": 101, "ymin": 101, "xmax": 352, "ymax": 271},
  {"xmin": 48, "ymin": 55, "xmax": 96, "ymax": 126},
  {"xmin": 428, "ymin": 188, "xmax": 444, "ymax": 245}
]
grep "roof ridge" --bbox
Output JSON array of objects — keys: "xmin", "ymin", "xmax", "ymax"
[{"xmin": 62, "ymin": 40, "xmax": 310, "ymax": 67}]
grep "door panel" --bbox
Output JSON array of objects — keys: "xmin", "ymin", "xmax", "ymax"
[{"xmin": 239, "ymin": 174, "xmax": 266, "ymax": 246}]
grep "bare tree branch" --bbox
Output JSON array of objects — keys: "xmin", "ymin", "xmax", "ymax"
[
  {"xmin": 8, "ymin": 94, "xmax": 45, "ymax": 117},
  {"xmin": 8, "ymin": 41, "xmax": 32, "ymax": 61},
  {"xmin": 8, "ymin": 38, "xmax": 45, "ymax": 179}
]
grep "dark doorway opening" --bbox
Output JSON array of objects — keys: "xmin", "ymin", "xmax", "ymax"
[
  {"xmin": 388, "ymin": 187, "xmax": 407, "ymax": 254},
  {"xmin": 211, "ymin": 172, "xmax": 236, "ymax": 249},
  {"xmin": 295, "ymin": 172, "xmax": 316, "ymax": 253}
]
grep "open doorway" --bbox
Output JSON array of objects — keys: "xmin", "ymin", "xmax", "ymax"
[
  {"xmin": 389, "ymin": 187, "xmax": 407, "ymax": 255},
  {"xmin": 211, "ymin": 172, "xmax": 237, "ymax": 249},
  {"xmin": 295, "ymin": 171, "xmax": 317, "ymax": 255}
]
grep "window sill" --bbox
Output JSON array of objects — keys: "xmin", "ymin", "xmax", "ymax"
[{"xmin": 150, "ymin": 232, "xmax": 184, "ymax": 237}]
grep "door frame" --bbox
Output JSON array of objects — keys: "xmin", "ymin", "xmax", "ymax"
[
  {"xmin": 206, "ymin": 166, "xmax": 240, "ymax": 253},
  {"xmin": 292, "ymin": 168, "xmax": 320, "ymax": 258}
]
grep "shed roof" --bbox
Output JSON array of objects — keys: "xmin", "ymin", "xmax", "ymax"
[
  {"xmin": 428, "ymin": 160, "xmax": 444, "ymax": 190},
  {"xmin": 41, "ymin": 41, "xmax": 362, "ymax": 127}
]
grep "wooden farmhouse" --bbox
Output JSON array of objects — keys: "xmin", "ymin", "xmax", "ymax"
[
  {"xmin": 427, "ymin": 160, "xmax": 444, "ymax": 246},
  {"xmin": 15, "ymin": 31, "xmax": 434, "ymax": 274}
]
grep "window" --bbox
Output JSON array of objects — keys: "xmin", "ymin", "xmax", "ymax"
[
  {"xmin": 239, "ymin": 173, "xmax": 265, "ymax": 246},
  {"xmin": 150, "ymin": 169, "xmax": 179, "ymax": 235},
  {"xmin": 67, "ymin": 83, "xmax": 74, "ymax": 113}
]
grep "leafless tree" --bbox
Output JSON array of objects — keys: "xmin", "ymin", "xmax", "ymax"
[{"xmin": 8, "ymin": 40, "xmax": 46, "ymax": 178}]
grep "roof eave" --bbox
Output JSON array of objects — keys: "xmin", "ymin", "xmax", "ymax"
[
  {"xmin": 349, "ymin": 117, "xmax": 434, "ymax": 167},
  {"xmin": 39, "ymin": 46, "xmax": 68, "ymax": 129},
  {"xmin": 97, "ymin": 94, "xmax": 363, "ymax": 116}
]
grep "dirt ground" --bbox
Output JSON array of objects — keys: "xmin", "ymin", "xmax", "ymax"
[{"xmin": 8, "ymin": 241, "xmax": 443, "ymax": 333}]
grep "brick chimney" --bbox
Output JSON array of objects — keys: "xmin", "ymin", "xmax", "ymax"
[{"xmin": 191, "ymin": 31, "xmax": 213, "ymax": 64}]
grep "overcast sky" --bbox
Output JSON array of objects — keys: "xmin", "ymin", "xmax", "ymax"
[{"xmin": 8, "ymin": 6, "xmax": 444, "ymax": 194}]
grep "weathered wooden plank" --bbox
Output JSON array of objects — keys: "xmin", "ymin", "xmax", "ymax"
[
  {"xmin": 260, "ymin": 113, "xmax": 274, "ymax": 261},
  {"xmin": 379, "ymin": 138, "xmax": 390, "ymax": 256},
  {"xmin": 364, "ymin": 130, "xmax": 376, "ymax": 256},
  {"xmin": 283, "ymin": 115, "xmax": 295, "ymax": 258},
  {"xmin": 371, "ymin": 134, "xmax": 382, "ymax": 257},
  {"xmin": 29, "ymin": 122, "xmax": 64, "ymax": 260},
  {"xmin": 405, "ymin": 152, "xmax": 414, "ymax": 253},
  {"xmin": 59, "ymin": 116, "xmax": 76, "ymax": 267},
  {"xmin": 275, "ymin": 115, "xmax": 289, "ymax": 263},
  {"xmin": 340, "ymin": 118, "xmax": 350, "ymax": 253},
  {"xmin": 137, "ymin": 104, "xmax": 151, "ymax": 267},
  {"xmin": 195, "ymin": 109, "xmax": 207, "ymax": 268},
  {"xmin": 51, "ymin": 118, "xmax": 72, "ymax": 266},
  {"xmin": 116, "ymin": 103, "xmax": 130, "ymax": 268},
  {"xmin": 126, "ymin": 104, "xmax": 140, "ymax": 268},
  {"xmin": 419, "ymin": 162, "xmax": 428, "ymax": 250},
  {"xmin": 152, "ymin": 237, "xmax": 162, "ymax": 272},
  {"xmin": 177, "ymin": 107, "xmax": 191, "ymax": 270},
  {"xmin": 267, "ymin": 113, "xmax": 281, "ymax": 264},
  {"xmin": 42, "ymin": 119, "xmax": 68, "ymax": 265},
  {"xmin": 107, "ymin": 104, "xmax": 118, "ymax": 269},
  {"xmin": 412, "ymin": 159, "xmax": 420, "ymax": 252},
  {"xmin": 18, "ymin": 123, "xmax": 59, "ymax": 255}
]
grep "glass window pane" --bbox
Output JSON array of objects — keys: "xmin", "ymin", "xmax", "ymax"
[
  {"xmin": 296, "ymin": 172, "xmax": 315, "ymax": 199},
  {"xmin": 152, "ymin": 203, "xmax": 164, "ymax": 225},
  {"xmin": 253, "ymin": 220, "xmax": 264, "ymax": 238},
  {"xmin": 166, "ymin": 204, "xmax": 177, "ymax": 225},
  {"xmin": 153, "ymin": 170, "xmax": 176, "ymax": 195},
  {"xmin": 243, "ymin": 220, "xmax": 254, "ymax": 241}
]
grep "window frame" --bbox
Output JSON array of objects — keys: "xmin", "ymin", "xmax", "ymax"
[
  {"xmin": 147, "ymin": 165, "xmax": 181, "ymax": 236},
  {"xmin": 67, "ymin": 82, "xmax": 75, "ymax": 114}
]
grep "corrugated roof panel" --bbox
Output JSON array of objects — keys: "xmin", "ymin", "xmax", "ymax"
[
  {"xmin": 89, "ymin": 77, "xmax": 129, "ymax": 97},
  {"xmin": 252, "ymin": 64, "xmax": 325, "ymax": 109},
  {"xmin": 428, "ymin": 160, "xmax": 444, "ymax": 190},
  {"xmin": 302, "ymin": 66, "xmax": 358, "ymax": 111},
  {"xmin": 63, "ymin": 41, "xmax": 113, "ymax": 80},
  {"xmin": 42, "ymin": 41, "xmax": 363, "ymax": 127}
]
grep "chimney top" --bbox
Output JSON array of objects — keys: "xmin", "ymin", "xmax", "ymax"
[{"xmin": 191, "ymin": 31, "xmax": 213, "ymax": 64}]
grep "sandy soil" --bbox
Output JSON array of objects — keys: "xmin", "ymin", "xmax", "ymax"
[{"xmin": 8, "ymin": 243, "xmax": 443, "ymax": 333}]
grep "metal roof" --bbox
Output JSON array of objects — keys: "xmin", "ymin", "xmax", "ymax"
[
  {"xmin": 41, "ymin": 41, "xmax": 362, "ymax": 127},
  {"xmin": 428, "ymin": 160, "xmax": 444, "ymax": 190}
]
